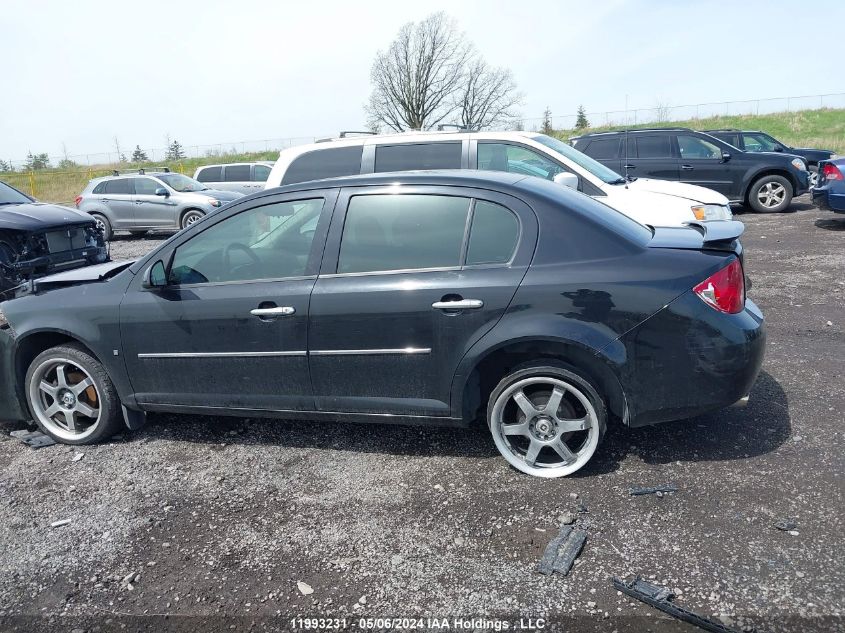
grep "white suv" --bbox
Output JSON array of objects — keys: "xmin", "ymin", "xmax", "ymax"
[{"xmin": 264, "ymin": 131, "xmax": 732, "ymax": 226}]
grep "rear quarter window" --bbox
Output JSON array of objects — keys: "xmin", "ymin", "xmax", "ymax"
[
  {"xmin": 196, "ymin": 166, "xmax": 222, "ymax": 182},
  {"xmin": 281, "ymin": 146, "xmax": 363, "ymax": 185},
  {"xmin": 374, "ymin": 142, "xmax": 462, "ymax": 172}
]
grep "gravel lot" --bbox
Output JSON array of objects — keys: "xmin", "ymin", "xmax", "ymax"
[{"xmin": 0, "ymin": 196, "xmax": 842, "ymax": 633}]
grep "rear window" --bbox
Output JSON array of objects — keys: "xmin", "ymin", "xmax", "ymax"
[
  {"xmin": 196, "ymin": 166, "xmax": 222, "ymax": 182},
  {"xmin": 103, "ymin": 178, "xmax": 131, "ymax": 194},
  {"xmin": 282, "ymin": 146, "xmax": 363, "ymax": 185},
  {"xmin": 584, "ymin": 138, "xmax": 619, "ymax": 159},
  {"xmin": 374, "ymin": 142, "xmax": 462, "ymax": 172},
  {"xmin": 224, "ymin": 165, "xmax": 251, "ymax": 182}
]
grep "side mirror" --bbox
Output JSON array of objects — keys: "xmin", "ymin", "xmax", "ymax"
[
  {"xmin": 155, "ymin": 187, "xmax": 169, "ymax": 197},
  {"xmin": 721, "ymin": 151, "xmax": 732, "ymax": 162},
  {"xmin": 553, "ymin": 172, "xmax": 579, "ymax": 189},
  {"xmin": 774, "ymin": 146, "xmax": 784, "ymax": 152},
  {"xmin": 142, "ymin": 260, "xmax": 168, "ymax": 289}
]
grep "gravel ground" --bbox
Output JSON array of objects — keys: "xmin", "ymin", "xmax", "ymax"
[{"xmin": 0, "ymin": 196, "xmax": 842, "ymax": 633}]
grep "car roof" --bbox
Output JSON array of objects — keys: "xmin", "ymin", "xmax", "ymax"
[
  {"xmin": 267, "ymin": 169, "xmax": 528, "ymax": 193},
  {"xmin": 572, "ymin": 127, "xmax": 695, "ymax": 140},
  {"xmin": 196, "ymin": 161, "xmax": 274, "ymax": 168}
]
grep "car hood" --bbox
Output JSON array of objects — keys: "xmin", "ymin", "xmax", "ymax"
[
  {"xmin": 622, "ymin": 178, "xmax": 730, "ymax": 204},
  {"xmin": 0, "ymin": 203, "xmax": 94, "ymax": 231},
  {"xmin": 28, "ymin": 259, "xmax": 135, "ymax": 292},
  {"xmin": 199, "ymin": 189, "xmax": 243, "ymax": 202}
]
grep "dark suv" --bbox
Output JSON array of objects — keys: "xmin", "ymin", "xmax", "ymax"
[
  {"xmin": 571, "ymin": 128, "xmax": 810, "ymax": 213},
  {"xmin": 705, "ymin": 129, "xmax": 835, "ymax": 187}
]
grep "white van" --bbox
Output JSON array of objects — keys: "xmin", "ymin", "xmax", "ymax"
[
  {"xmin": 264, "ymin": 131, "xmax": 732, "ymax": 226},
  {"xmin": 194, "ymin": 162, "xmax": 275, "ymax": 195}
]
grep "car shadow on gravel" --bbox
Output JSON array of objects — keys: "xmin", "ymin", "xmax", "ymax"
[
  {"xmin": 814, "ymin": 218, "xmax": 845, "ymax": 230},
  {"xmin": 576, "ymin": 370, "xmax": 790, "ymax": 477}
]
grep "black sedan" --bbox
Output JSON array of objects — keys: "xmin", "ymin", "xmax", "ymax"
[
  {"xmin": 0, "ymin": 181, "xmax": 108, "ymax": 296},
  {"xmin": 0, "ymin": 171, "xmax": 765, "ymax": 477}
]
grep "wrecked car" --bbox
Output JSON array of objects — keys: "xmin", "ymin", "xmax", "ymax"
[
  {"xmin": 0, "ymin": 171, "xmax": 765, "ymax": 477},
  {"xmin": 0, "ymin": 180, "xmax": 108, "ymax": 296}
]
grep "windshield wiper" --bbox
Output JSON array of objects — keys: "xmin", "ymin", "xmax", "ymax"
[{"xmin": 0, "ymin": 201, "xmax": 25, "ymax": 206}]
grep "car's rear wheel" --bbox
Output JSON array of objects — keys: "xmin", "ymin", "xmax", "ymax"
[
  {"xmin": 91, "ymin": 213, "xmax": 113, "ymax": 240},
  {"xmin": 748, "ymin": 175, "xmax": 793, "ymax": 213},
  {"xmin": 25, "ymin": 344, "xmax": 122, "ymax": 445},
  {"xmin": 180, "ymin": 209, "xmax": 204, "ymax": 230},
  {"xmin": 809, "ymin": 165, "xmax": 819, "ymax": 188},
  {"xmin": 487, "ymin": 365, "xmax": 606, "ymax": 478}
]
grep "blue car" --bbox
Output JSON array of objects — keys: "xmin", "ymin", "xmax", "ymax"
[{"xmin": 812, "ymin": 158, "xmax": 845, "ymax": 213}]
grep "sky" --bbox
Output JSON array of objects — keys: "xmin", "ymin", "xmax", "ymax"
[{"xmin": 1, "ymin": 0, "xmax": 843, "ymax": 164}]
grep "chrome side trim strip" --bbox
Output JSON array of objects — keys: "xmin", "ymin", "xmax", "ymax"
[
  {"xmin": 138, "ymin": 351, "xmax": 307, "ymax": 359},
  {"xmin": 309, "ymin": 347, "xmax": 432, "ymax": 356}
]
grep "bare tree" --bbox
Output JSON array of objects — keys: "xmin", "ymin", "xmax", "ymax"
[
  {"xmin": 454, "ymin": 58, "xmax": 521, "ymax": 129},
  {"xmin": 366, "ymin": 12, "xmax": 472, "ymax": 131},
  {"xmin": 654, "ymin": 99, "xmax": 672, "ymax": 123}
]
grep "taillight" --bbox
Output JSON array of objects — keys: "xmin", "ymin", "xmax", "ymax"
[
  {"xmin": 74, "ymin": 195, "xmax": 83, "ymax": 207},
  {"xmin": 822, "ymin": 163, "xmax": 844, "ymax": 181},
  {"xmin": 693, "ymin": 258, "xmax": 744, "ymax": 314}
]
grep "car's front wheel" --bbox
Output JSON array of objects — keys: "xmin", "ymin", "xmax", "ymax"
[
  {"xmin": 181, "ymin": 209, "xmax": 204, "ymax": 230},
  {"xmin": 25, "ymin": 344, "xmax": 122, "ymax": 445},
  {"xmin": 487, "ymin": 364, "xmax": 606, "ymax": 478},
  {"xmin": 748, "ymin": 175, "xmax": 793, "ymax": 213}
]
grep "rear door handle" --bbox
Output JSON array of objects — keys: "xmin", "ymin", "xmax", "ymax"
[
  {"xmin": 623, "ymin": 164, "xmax": 636, "ymax": 170},
  {"xmin": 250, "ymin": 306, "xmax": 295, "ymax": 318},
  {"xmin": 432, "ymin": 299, "xmax": 484, "ymax": 310},
  {"xmin": 681, "ymin": 164, "xmax": 694, "ymax": 170}
]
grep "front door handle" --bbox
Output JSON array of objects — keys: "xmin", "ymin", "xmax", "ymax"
[
  {"xmin": 681, "ymin": 164, "xmax": 694, "ymax": 170},
  {"xmin": 432, "ymin": 299, "xmax": 484, "ymax": 310},
  {"xmin": 623, "ymin": 164, "xmax": 636, "ymax": 169},
  {"xmin": 250, "ymin": 306, "xmax": 295, "ymax": 318}
]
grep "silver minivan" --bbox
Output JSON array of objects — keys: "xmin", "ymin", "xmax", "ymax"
[{"xmin": 193, "ymin": 162, "xmax": 274, "ymax": 194}]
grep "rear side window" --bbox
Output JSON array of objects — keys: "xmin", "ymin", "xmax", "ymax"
[
  {"xmin": 337, "ymin": 194, "xmax": 470, "ymax": 274},
  {"xmin": 224, "ymin": 165, "xmax": 251, "ymax": 181},
  {"xmin": 282, "ymin": 146, "xmax": 363, "ymax": 185},
  {"xmin": 634, "ymin": 135, "xmax": 673, "ymax": 158},
  {"xmin": 583, "ymin": 138, "xmax": 620, "ymax": 159},
  {"xmin": 133, "ymin": 178, "xmax": 160, "ymax": 195},
  {"xmin": 466, "ymin": 201, "xmax": 519, "ymax": 265},
  {"xmin": 92, "ymin": 182, "xmax": 107, "ymax": 194},
  {"xmin": 196, "ymin": 166, "xmax": 222, "ymax": 182},
  {"xmin": 253, "ymin": 164, "xmax": 271, "ymax": 181},
  {"xmin": 374, "ymin": 143, "xmax": 462, "ymax": 172},
  {"xmin": 104, "ymin": 178, "xmax": 131, "ymax": 194}
]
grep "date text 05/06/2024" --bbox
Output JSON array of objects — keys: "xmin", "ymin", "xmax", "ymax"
[{"xmin": 290, "ymin": 617, "xmax": 547, "ymax": 630}]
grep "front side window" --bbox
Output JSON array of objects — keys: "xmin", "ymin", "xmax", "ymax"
[
  {"xmin": 281, "ymin": 146, "xmax": 363, "ymax": 185},
  {"xmin": 634, "ymin": 135, "xmax": 672, "ymax": 158},
  {"xmin": 742, "ymin": 133, "xmax": 780, "ymax": 152},
  {"xmin": 104, "ymin": 178, "xmax": 131, "ymax": 195},
  {"xmin": 677, "ymin": 134, "xmax": 721, "ymax": 159},
  {"xmin": 224, "ymin": 165, "xmax": 251, "ymax": 182},
  {"xmin": 158, "ymin": 173, "xmax": 207, "ymax": 192},
  {"xmin": 196, "ymin": 166, "xmax": 221, "ymax": 182},
  {"xmin": 253, "ymin": 164, "xmax": 272, "ymax": 181},
  {"xmin": 466, "ymin": 201, "xmax": 519, "ymax": 265},
  {"xmin": 337, "ymin": 194, "xmax": 470, "ymax": 274},
  {"xmin": 531, "ymin": 134, "xmax": 624, "ymax": 184},
  {"xmin": 169, "ymin": 198, "xmax": 324, "ymax": 285},
  {"xmin": 374, "ymin": 143, "xmax": 462, "ymax": 172},
  {"xmin": 133, "ymin": 178, "xmax": 160, "ymax": 196},
  {"xmin": 478, "ymin": 143, "xmax": 565, "ymax": 181}
]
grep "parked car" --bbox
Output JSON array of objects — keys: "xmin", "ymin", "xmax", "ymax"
[
  {"xmin": 0, "ymin": 180, "xmax": 107, "ymax": 296},
  {"xmin": 76, "ymin": 169, "xmax": 243, "ymax": 239},
  {"xmin": 811, "ymin": 158, "xmax": 845, "ymax": 214},
  {"xmin": 0, "ymin": 171, "xmax": 765, "ymax": 478},
  {"xmin": 571, "ymin": 128, "xmax": 811, "ymax": 213},
  {"xmin": 193, "ymin": 162, "xmax": 274, "ymax": 194},
  {"xmin": 264, "ymin": 130, "xmax": 733, "ymax": 226},
  {"xmin": 705, "ymin": 129, "xmax": 835, "ymax": 186}
]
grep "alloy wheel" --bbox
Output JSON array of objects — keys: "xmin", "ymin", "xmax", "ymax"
[
  {"xmin": 28, "ymin": 357, "xmax": 102, "ymax": 442},
  {"xmin": 490, "ymin": 376, "xmax": 599, "ymax": 477},
  {"xmin": 756, "ymin": 182, "xmax": 786, "ymax": 209}
]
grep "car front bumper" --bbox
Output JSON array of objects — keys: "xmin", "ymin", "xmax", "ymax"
[
  {"xmin": 11, "ymin": 245, "xmax": 109, "ymax": 276},
  {"xmin": 616, "ymin": 292, "xmax": 766, "ymax": 428},
  {"xmin": 0, "ymin": 327, "xmax": 27, "ymax": 422}
]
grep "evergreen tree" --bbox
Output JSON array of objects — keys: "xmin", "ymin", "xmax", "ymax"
[
  {"xmin": 165, "ymin": 140, "xmax": 186, "ymax": 160},
  {"xmin": 131, "ymin": 145, "xmax": 149, "ymax": 162},
  {"xmin": 25, "ymin": 152, "xmax": 50, "ymax": 170},
  {"xmin": 575, "ymin": 105, "xmax": 590, "ymax": 129},
  {"xmin": 0, "ymin": 159, "xmax": 11, "ymax": 172},
  {"xmin": 540, "ymin": 107, "xmax": 553, "ymax": 135}
]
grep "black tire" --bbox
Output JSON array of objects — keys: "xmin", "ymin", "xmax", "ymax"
[
  {"xmin": 24, "ymin": 344, "xmax": 122, "ymax": 445},
  {"xmin": 180, "ymin": 209, "xmax": 204, "ymax": 230},
  {"xmin": 91, "ymin": 213, "xmax": 113, "ymax": 240},
  {"xmin": 486, "ymin": 362, "xmax": 607, "ymax": 477},
  {"xmin": 747, "ymin": 175, "xmax": 793, "ymax": 213},
  {"xmin": 129, "ymin": 230, "xmax": 148, "ymax": 238}
]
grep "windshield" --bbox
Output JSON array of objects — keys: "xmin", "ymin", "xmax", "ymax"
[
  {"xmin": 157, "ymin": 173, "xmax": 207, "ymax": 192},
  {"xmin": 531, "ymin": 134, "xmax": 625, "ymax": 184},
  {"xmin": 0, "ymin": 181, "xmax": 33, "ymax": 205}
]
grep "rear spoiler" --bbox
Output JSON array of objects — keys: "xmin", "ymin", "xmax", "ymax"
[{"xmin": 648, "ymin": 220, "xmax": 744, "ymax": 253}]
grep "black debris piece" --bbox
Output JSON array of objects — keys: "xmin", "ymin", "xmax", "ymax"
[
  {"xmin": 10, "ymin": 429, "xmax": 56, "ymax": 449},
  {"xmin": 537, "ymin": 526, "xmax": 587, "ymax": 576},
  {"xmin": 629, "ymin": 484, "xmax": 678, "ymax": 496},
  {"xmin": 774, "ymin": 518, "xmax": 798, "ymax": 531},
  {"xmin": 612, "ymin": 575, "xmax": 748, "ymax": 633}
]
